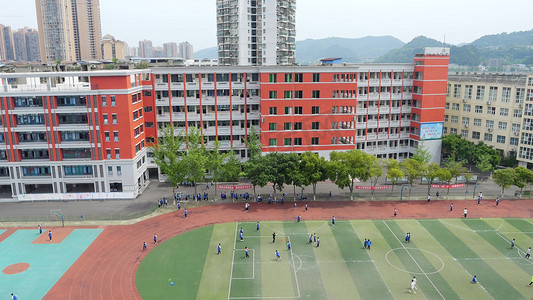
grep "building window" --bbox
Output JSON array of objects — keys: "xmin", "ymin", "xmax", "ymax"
[
  {"xmin": 450, "ymin": 128, "xmax": 457, "ymax": 134},
  {"xmin": 284, "ymin": 73, "xmax": 292, "ymax": 83},
  {"xmin": 451, "ymin": 116, "xmax": 458, "ymax": 123},
  {"xmin": 473, "ymin": 118, "xmax": 482, "ymax": 126},
  {"xmin": 284, "ymin": 122, "xmax": 292, "ymax": 130},
  {"xmin": 474, "ymin": 105, "xmax": 483, "ymax": 113},
  {"xmin": 269, "ymin": 91, "xmax": 277, "ymax": 99},
  {"xmin": 489, "ymin": 87, "xmax": 498, "ymax": 102},
  {"xmin": 498, "ymin": 122, "xmax": 507, "ymax": 130},
  {"xmin": 462, "ymin": 117, "xmax": 470, "ymax": 125},
  {"xmin": 111, "ymin": 96, "xmax": 116, "ymax": 107},
  {"xmin": 510, "ymin": 137, "xmax": 519, "ymax": 146},
  {"xmin": 312, "ymin": 91, "xmax": 320, "ymax": 98},
  {"xmin": 284, "ymin": 91, "xmax": 292, "ymax": 99},
  {"xmin": 269, "ymin": 74, "xmax": 277, "ymax": 83},
  {"xmin": 294, "ymin": 73, "xmax": 303, "ymax": 82},
  {"xmin": 104, "ymin": 131, "xmax": 110, "ymax": 142},
  {"xmin": 312, "ymin": 73, "xmax": 320, "ymax": 82},
  {"xmin": 312, "ymin": 106, "xmax": 320, "ymax": 114},
  {"xmin": 311, "ymin": 137, "xmax": 319, "ymax": 145},
  {"xmin": 463, "ymin": 104, "xmax": 471, "ymax": 112},
  {"xmin": 486, "ymin": 120, "xmax": 494, "ymax": 129},
  {"xmin": 284, "ymin": 138, "xmax": 291, "ymax": 145},
  {"xmin": 103, "ymin": 114, "xmax": 109, "ymax": 125},
  {"xmin": 269, "ymin": 107, "xmax": 277, "ymax": 115},
  {"xmin": 312, "ymin": 122, "xmax": 320, "ymax": 129},
  {"xmin": 294, "ymin": 107, "xmax": 302, "ymax": 114},
  {"xmin": 106, "ymin": 149, "xmax": 111, "ymax": 159},
  {"xmin": 117, "ymin": 166, "xmax": 122, "ymax": 175},
  {"xmin": 516, "ymin": 88, "xmax": 525, "ymax": 103},
  {"xmin": 476, "ymin": 86, "xmax": 485, "ymax": 100},
  {"xmin": 294, "ymin": 138, "xmax": 302, "ymax": 145},
  {"xmin": 461, "ymin": 129, "xmax": 468, "ymax": 138},
  {"xmin": 496, "ymin": 135, "xmax": 506, "ymax": 144},
  {"xmin": 444, "ymin": 115, "xmax": 449, "ymax": 122},
  {"xmin": 284, "ymin": 106, "xmax": 292, "ymax": 114},
  {"xmin": 514, "ymin": 109, "xmax": 523, "ymax": 118},
  {"xmin": 115, "ymin": 149, "xmax": 120, "ymax": 159},
  {"xmin": 102, "ymin": 96, "xmax": 107, "ymax": 107},
  {"xmin": 502, "ymin": 87, "xmax": 511, "ymax": 102},
  {"xmin": 268, "ymin": 123, "xmax": 277, "ymax": 130},
  {"xmin": 512, "ymin": 123, "xmax": 520, "ymax": 132},
  {"xmin": 294, "ymin": 91, "xmax": 303, "ymax": 98},
  {"xmin": 445, "ymin": 103, "xmax": 450, "ymax": 109},
  {"xmin": 269, "ymin": 138, "xmax": 276, "ymax": 146},
  {"xmin": 487, "ymin": 107, "xmax": 496, "ymax": 115},
  {"xmin": 500, "ymin": 108, "xmax": 509, "ymax": 116},
  {"xmin": 465, "ymin": 85, "xmax": 473, "ymax": 99},
  {"xmin": 452, "ymin": 103, "xmax": 460, "ymax": 111},
  {"xmin": 112, "ymin": 114, "xmax": 117, "ymax": 124},
  {"xmin": 453, "ymin": 84, "xmax": 461, "ymax": 98},
  {"xmin": 484, "ymin": 133, "xmax": 493, "ymax": 142},
  {"xmin": 446, "ymin": 84, "xmax": 451, "ymax": 97},
  {"xmin": 108, "ymin": 166, "xmax": 113, "ymax": 175},
  {"xmin": 294, "ymin": 122, "xmax": 302, "ymax": 130},
  {"xmin": 472, "ymin": 131, "xmax": 480, "ymax": 139}
]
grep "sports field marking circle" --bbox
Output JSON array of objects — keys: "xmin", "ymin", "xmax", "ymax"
[
  {"xmin": 385, "ymin": 248, "xmax": 445, "ymax": 275},
  {"xmin": 2, "ymin": 262, "xmax": 30, "ymax": 274},
  {"xmin": 293, "ymin": 253, "xmax": 303, "ymax": 273}
]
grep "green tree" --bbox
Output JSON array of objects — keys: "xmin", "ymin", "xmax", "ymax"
[
  {"xmin": 475, "ymin": 142, "xmax": 501, "ymax": 172},
  {"xmin": 493, "ymin": 168, "xmax": 516, "ymax": 197},
  {"xmin": 366, "ymin": 156, "xmax": 384, "ymax": 200},
  {"xmin": 400, "ymin": 158, "xmax": 422, "ymax": 200},
  {"xmin": 207, "ymin": 142, "xmax": 242, "ymax": 201},
  {"xmin": 424, "ymin": 163, "xmax": 442, "ymax": 195},
  {"xmin": 476, "ymin": 154, "xmax": 493, "ymax": 181},
  {"xmin": 244, "ymin": 155, "xmax": 269, "ymax": 197},
  {"xmin": 285, "ymin": 153, "xmax": 305, "ymax": 201},
  {"xmin": 263, "ymin": 153, "xmax": 296, "ymax": 200},
  {"xmin": 244, "ymin": 126, "xmax": 261, "ymax": 160},
  {"xmin": 300, "ymin": 152, "xmax": 328, "ymax": 201},
  {"xmin": 386, "ymin": 159, "xmax": 405, "ymax": 196},
  {"xmin": 182, "ymin": 127, "xmax": 208, "ymax": 195},
  {"xmin": 514, "ymin": 166, "xmax": 533, "ymax": 197},
  {"xmin": 328, "ymin": 150, "xmax": 366, "ymax": 200},
  {"xmin": 437, "ymin": 168, "xmax": 453, "ymax": 199},
  {"xmin": 150, "ymin": 125, "xmax": 185, "ymax": 198},
  {"xmin": 412, "ymin": 143, "xmax": 432, "ymax": 164},
  {"xmin": 463, "ymin": 173, "xmax": 474, "ymax": 199}
]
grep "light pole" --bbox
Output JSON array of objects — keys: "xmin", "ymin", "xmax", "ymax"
[{"xmin": 400, "ymin": 185, "xmax": 409, "ymax": 201}]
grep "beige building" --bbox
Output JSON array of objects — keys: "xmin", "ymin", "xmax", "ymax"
[
  {"xmin": 101, "ymin": 34, "xmax": 127, "ymax": 60},
  {"xmin": 444, "ymin": 73, "xmax": 533, "ymax": 168},
  {"xmin": 36, "ymin": 0, "xmax": 102, "ymax": 62}
]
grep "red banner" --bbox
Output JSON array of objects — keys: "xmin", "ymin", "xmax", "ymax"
[
  {"xmin": 218, "ymin": 184, "xmax": 253, "ymax": 190},
  {"xmin": 431, "ymin": 184, "xmax": 465, "ymax": 189},
  {"xmin": 355, "ymin": 186, "xmax": 390, "ymax": 190}
]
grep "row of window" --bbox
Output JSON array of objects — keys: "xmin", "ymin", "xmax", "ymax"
[
  {"xmin": 268, "ymin": 137, "xmax": 317, "ymax": 146},
  {"xmin": 446, "ymin": 116, "xmax": 521, "ymax": 131},
  {"xmin": 21, "ymin": 165, "xmax": 93, "ymax": 176},
  {"xmin": 448, "ymin": 84, "xmax": 532, "ymax": 103},
  {"xmin": 446, "ymin": 103, "xmax": 522, "ymax": 117},
  {"xmin": 445, "ymin": 128, "xmax": 519, "ymax": 145},
  {"xmin": 156, "ymin": 89, "xmax": 260, "ymax": 99}
]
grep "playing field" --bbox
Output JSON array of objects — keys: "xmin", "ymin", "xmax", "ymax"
[{"xmin": 136, "ymin": 218, "xmax": 533, "ymax": 300}]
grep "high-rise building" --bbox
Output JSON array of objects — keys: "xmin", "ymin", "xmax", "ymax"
[
  {"xmin": 36, "ymin": 0, "xmax": 102, "ymax": 62},
  {"xmin": 138, "ymin": 40, "xmax": 153, "ymax": 58},
  {"xmin": 12, "ymin": 27, "xmax": 41, "ymax": 62},
  {"xmin": 216, "ymin": 0, "xmax": 295, "ymax": 66},
  {"xmin": 163, "ymin": 42, "xmax": 178, "ymax": 57},
  {"xmin": 101, "ymin": 34, "xmax": 127, "ymax": 60},
  {"xmin": 152, "ymin": 46, "xmax": 164, "ymax": 58},
  {"xmin": 0, "ymin": 24, "xmax": 16, "ymax": 61},
  {"xmin": 127, "ymin": 46, "xmax": 139, "ymax": 57},
  {"xmin": 444, "ymin": 73, "xmax": 533, "ymax": 168},
  {"xmin": 178, "ymin": 41, "xmax": 193, "ymax": 60}
]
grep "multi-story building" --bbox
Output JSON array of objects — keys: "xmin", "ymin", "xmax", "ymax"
[
  {"xmin": 178, "ymin": 42, "xmax": 194, "ymax": 60},
  {"xmin": 101, "ymin": 34, "xmax": 127, "ymax": 60},
  {"xmin": 0, "ymin": 48, "xmax": 448, "ymax": 200},
  {"xmin": 0, "ymin": 24, "xmax": 16, "ymax": 61},
  {"xmin": 12, "ymin": 27, "xmax": 41, "ymax": 62},
  {"xmin": 444, "ymin": 73, "xmax": 533, "ymax": 168},
  {"xmin": 0, "ymin": 70, "xmax": 151, "ymax": 200},
  {"xmin": 163, "ymin": 42, "xmax": 178, "ymax": 58},
  {"xmin": 139, "ymin": 40, "xmax": 153, "ymax": 58},
  {"xmin": 216, "ymin": 0, "xmax": 296, "ymax": 66},
  {"xmin": 36, "ymin": 0, "xmax": 102, "ymax": 62}
]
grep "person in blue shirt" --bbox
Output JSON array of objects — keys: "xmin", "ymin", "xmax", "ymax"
[
  {"xmin": 218, "ymin": 243, "xmax": 221, "ymax": 255},
  {"xmin": 472, "ymin": 275, "xmax": 477, "ymax": 283},
  {"xmin": 309, "ymin": 234, "xmax": 313, "ymax": 243},
  {"xmin": 297, "ymin": 215, "xmax": 301, "ymax": 222},
  {"xmin": 256, "ymin": 222, "xmax": 260, "ymax": 231},
  {"xmin": 11, "ymin": 293, "xmax": 18, "ymax": 300},
  {"xmin": 316, "ymin": 237, "xmax": 320, "ymax": 247},
  {"xmin": 332, "ymin": 216, "xmax": 335, "ymax": 226},
  {"xmin": 48, "ymin": 230, "xmax": 52, "ymax": 241},
  {"xmin": 184, "ymin": 209, "xmax": 188, "ymax": 217},
  {"xmin": 367, "ymin": 239, "xmax": 372, "ymax": 250},
  {"xmin": 275, "ymin": 250, "xmax": 281, "ymax": 260},
  {"xmin": 287, "ymin": 241, "xmax": 291, "ymax": 251},
  {"xmin": 240, "ymin": 232, "xmax": 243, "ymax": 241},
  {"xmin": 364, "ymin": 239, "xmax": 368, "ymax": 249},
  {"xmin": 154, "ymin": 234, "xmax": 157, "ymax": 244}
]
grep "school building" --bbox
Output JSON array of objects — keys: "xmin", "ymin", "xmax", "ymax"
[{"xmin": 0, "ymin": 47, "xmax": 449, "ymax": 200}]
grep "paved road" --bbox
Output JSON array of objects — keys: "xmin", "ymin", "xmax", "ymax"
[{"xmin": 0, "ymin": 176, "xmax": 525, "ymax": 219}]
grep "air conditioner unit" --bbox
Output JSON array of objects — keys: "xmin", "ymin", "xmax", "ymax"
[
  {"xmin": 463, "ymin": 99, "xmax": 467, "ymax": 103},
  {"xmin": 514, "ymin": 131, "xmax": 519, "ymax": 136},
  {"xmin": 487, "ymin": 101, "xmax": 492, "ymax": 105},
  {"xmin": 464, "ymin": 124, "xmax": 469, "ymax": 128},
  {"xmin": 511, "ymin": 148, "xmax": 516, "ymax": 152},
  {"xmin": 519, "ymin": 103, "xmax": 523, "ymax": 108},
  {"xmin": 488, "ymin": 128, "xmax": 493, "ymax": 132}
]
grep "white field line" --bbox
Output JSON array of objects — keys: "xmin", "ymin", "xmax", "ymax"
[
  {"xmin": 383, "ymin": 221, "xmax": 445, "ymax": 300},
  {"xmin": 496, "ymin": 232, "xmax": 533, "ymax": 265},
  {"xmin": 227, "ymin": 222, "xmax": 239, "ymax": 300},
  {"xmin": 288, "ymin": 235, "xmax": 301, "ymax": 299},
  {"xmin": 232, "ymin": 249, "xmax": 255, "ymax": 279}
]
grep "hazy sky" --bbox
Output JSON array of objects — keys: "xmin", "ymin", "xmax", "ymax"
[{"xmin": 1, "ymin": 0, "xmax": 532, "ymax": 51}]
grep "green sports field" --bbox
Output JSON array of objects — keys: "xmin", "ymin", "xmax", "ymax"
[{"xmin": 136, "ymin": 218, "xmax": 533, "ymax": 299}]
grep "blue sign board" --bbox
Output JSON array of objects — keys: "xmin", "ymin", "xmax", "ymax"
[{"xmin": 420, "ymin": 122, "xmax": 444, "ymax": 140}]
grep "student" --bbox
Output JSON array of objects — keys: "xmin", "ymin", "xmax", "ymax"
[
  {"xmin": 143, "ymin": 242, "xmax": 147, "ymax": 251},
  {"xmin": 526, "ymin": 247, "xmax": 531, "ymax": 259},
  {"xmin": 511, "ymin": 239, "xmax": 515, "ymax": 249},
  {"xmin": 256, "ymin": 222, "xmax": 260, "ymax": 231},
  {"xmin": 240, "ymin": 232, "xmax": 243, "ymax": 241},
  {"xmin": 496, "ymin": 198, "xmax": 500, "ymax": 206},
  {"xmin": 294, "ymin": 203, "xmax": 297, "ymax": 210},
  {"xmin": 38, "ymin": 224, "xmax": 42, "ymax": 235},
  {"xmin": 427, "ymin": 194, "xmax": 431, "ymax": 203},
  {"xmin": 313, "ymin": 233, "xmax": 316, "ymax": 243},
  {"xmin": 245, "ymin": 247, "xmax": 249, "ymax": 258},
  {"xmin": 287, "ymin": 241, "xmax": 291, "ymax": 251},
  {"xmin": 272, "ymin": 232, "xmax": 276, "ymax": 243},
  {"xmin": 394, "ymin": 209, "xmax": 397, "ymax": 217},
  {"xmin": 529, "ymin": 275, "xmax": 533, "ymax": 286},
  {"xmin": 154, "ymin": 234, "xmax": 157, "ymax": 244},
  {"xmin": 410, "ymin": 278, "xmax": 417, "ymax": 294},
  {"xmin": 305, "ymin": 204, "xmax": 308, "ymax": 211},
  {"xmin": 405, "ymin": 233, "xmax": 409, "ymax": 243},
  {"xmin": 464, "ymin": 208, "xmax": 468, "ymax": 218},
  {"xmin": 364, "ymin": 239, "xmax": 368, "ymax": 249},
  {"xmin": 11, "ymin": 293, "xmax": 18, "ymax": 300},
  {"xmin": 477, "ymin": 196, "xmax": 481, "ymax": 205},
  {"xmin": 316, "ymin": 237, "xmax": 320, "ymax": 247},
  {"xmin": 332, "ymin": 216, "xmax": 335, "ymax": 226},
  {"xmin": 218, "ymin": 243, "xmax": 221, "ymax": 255},
  {"xmin": 367, "ymin": 239, "xmax": 371, "ymax": 250},
  {"xmin": 309, "ymin": 234, "xmax": 313, "ymax": 243},
  {"xmin": 450, "ymin": 203, "xmax": 453, "ymax": 212},
  {"xmin": 275, "ymin": 250, "xmax": 281, "ymax": 260},
  {"xmin": 48, "ymin": 230, "xmax": 52, "ymax": 241},
  {"xmin": 297, "ymin": 215, "xmax": 301, "ymax": 222},
  {"xmin": 184, "ymin": 209, "xmax": 188, "ymax": 217},
  {"xmin": 472, "ymin": 275, "xmax": 477, "ymax": 284}
]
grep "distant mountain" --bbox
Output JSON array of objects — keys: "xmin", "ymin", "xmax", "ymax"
[
  {"xmin": 295, "ymin": 36, "xmax": 405, "ymax": 64},
  {"xmin": 471, "ymin": 29, "xmax": 533, "ymax": 48},
  {"xmin": 194, "ymin": 47, "xmax": 217, "ymax": 60}
]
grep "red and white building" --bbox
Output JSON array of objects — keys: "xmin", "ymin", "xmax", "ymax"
[{"xmin": 0, "ymin": 47, "xmax": 449, "ymax": 200}]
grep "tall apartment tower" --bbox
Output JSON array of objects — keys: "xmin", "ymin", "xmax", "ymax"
[
  {"xmin": 163, "ymin": 42, "xmax": 178, "ymax": 57},
  {"xmin": 0, "ymin": 24, "xmax": 16, "ymax": 61},
  {"xmin": 36, "ymin": 0, "xmax": 102, "ymax": 63},
  {"xmin": 178, "ymin": 41, "xmax": 193, "ymax": 60},
  {"xmin": 138, "ymin": 40, "xmax": 153, "ymax": 58},
  {"xmin": 216, "ymin": 0, "xmax": 296, "ymax": 66},
  {"xmin": 101, "ymin": 34, "xmax": 127, "ymax": 60},
  {"xmin": 12, "ymin": 27, "xmax": 41, "ymax": 62}
]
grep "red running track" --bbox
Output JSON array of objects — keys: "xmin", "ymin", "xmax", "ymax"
[{"xmin": 40, "ymin": 199, "xmax": 533, "ymax": 299}]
